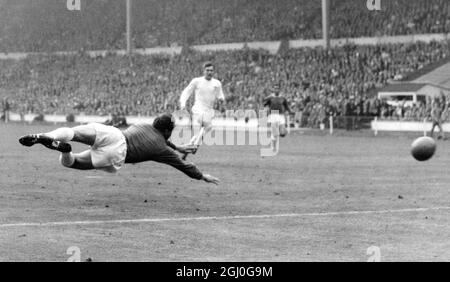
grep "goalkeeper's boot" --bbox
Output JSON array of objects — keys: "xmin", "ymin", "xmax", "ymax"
[{"xmin": 19, "ymin": 134, "xmax": 72, "ymax": 153}]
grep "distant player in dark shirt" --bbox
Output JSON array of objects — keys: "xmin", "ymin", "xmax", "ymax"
[
  {"xmin": 262, "ymin": 84, "xmax": 293, "ymax": 152},
  {"xmin": 18, "ymin": 114, "xmax": 219, "ymax": 185},
  {"xmin": 430, "ymin": 99, "xmax": 445, "ymax": 140},
  {"xmin": 1, "ymin": 97, "xmax": 9, "ymax": 122}
]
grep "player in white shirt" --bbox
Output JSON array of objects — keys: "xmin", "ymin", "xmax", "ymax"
[{"xmin": 179, "ymin": 61, "xmax": 225, "ymax": 159}]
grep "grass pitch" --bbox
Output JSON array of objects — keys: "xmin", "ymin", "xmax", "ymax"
[{"xmin": 1, "ymin": 123, "xmax": 450, "ymax": 261}]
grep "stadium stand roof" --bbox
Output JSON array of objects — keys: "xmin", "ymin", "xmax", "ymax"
[
  {"xmin": 412, "ymin": 61, "xmax": 450, "ymax": 90},
  {"xmin": 378, "ymin": 83, "xmax": 427, "ymax": 93},
  {"xmin": 377, "ymin": 82, "xmax": 450, "ymax": 102}
]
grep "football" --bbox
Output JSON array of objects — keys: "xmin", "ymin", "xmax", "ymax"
[{"xmin": 411, "ymin": 136, "xmax": 437, "ymax": 161}]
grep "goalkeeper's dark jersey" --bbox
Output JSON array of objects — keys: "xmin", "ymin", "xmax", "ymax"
[
  {"xmin": 122, "ymin": 123, "xmax": 203, "ymax": 180},
  {"xmin": 263, "ymin": 95, "xmax": 291, "ymax": 114}
]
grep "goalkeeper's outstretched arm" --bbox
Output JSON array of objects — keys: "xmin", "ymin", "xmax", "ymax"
[{"xmin": 155, "ymin": 147, "xmax": 220, "ymax": 185}]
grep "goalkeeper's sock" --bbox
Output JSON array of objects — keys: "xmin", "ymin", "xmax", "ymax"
[
  {"xmin": 60, "ymin": 152, "xmax": 75, "ymax": 168},
  {"xmin": 44, "ymin": 127, "xmax": 75, "ymax": 143}
]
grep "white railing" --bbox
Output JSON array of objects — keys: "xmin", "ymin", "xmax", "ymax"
[{"xmin": 1, "ymin": 33, "xmax": 448, "ymax": 60}]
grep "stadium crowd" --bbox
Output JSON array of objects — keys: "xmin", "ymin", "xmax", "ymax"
[
  {"xmin": 1, "ymin": 39, "xmax": 450, "ymax": 127},
  {"xmin": 0, "ymin": 0, "xmax": 449, "ymax": 52},
  {"xmin": 1, "ymin": 0, "xmax": 450, "ymax": 128}
]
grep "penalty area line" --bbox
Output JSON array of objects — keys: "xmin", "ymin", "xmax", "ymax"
[{"xmin": 1, "ymin": 206, "xmax": 450, "ymax": 228}]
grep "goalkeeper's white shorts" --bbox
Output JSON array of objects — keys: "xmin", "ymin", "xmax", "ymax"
[{"xmin": 88, "ymin": 123, "xmax": 127, "ymax": 173}]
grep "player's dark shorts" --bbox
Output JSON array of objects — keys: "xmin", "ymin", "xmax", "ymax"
[{"xmin": 432, "ymin": 119, "xmax": 442, "ymax": 126}]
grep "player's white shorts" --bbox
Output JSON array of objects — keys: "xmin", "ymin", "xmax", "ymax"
[
  {"xmin": 191, "ymin": 105, "xmax": 215, "ymax": 126},
  {"xmin": 268, "ymin": 114, "xmax": 286, "ymax": 126},
  {"xmin": 89, "ymin": 123, "xmax": 127, "ymax": 173}
]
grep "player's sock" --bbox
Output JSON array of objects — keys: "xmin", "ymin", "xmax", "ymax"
[
  {"xmin": 182, "ymin": 127, "xmax": 205, "ymax": 160},
  {"xmin": 189, "ymin": 127, "xmax": 204, "ymax": 146},
  {"xmin": 193, "ymin": 127, "xmax": 205, "ymax": 147},
  {"xmin": 44, "ymin": 127, "xmax": 75, "ymax": 143},
  {"xmin": 59, "ymin": 152, "xmax": 75, "ymax": 168},
  {"xmin": 270, "ymin": 136, "xmax": 277, "ymax": 151},
  {"xmin": 189, "ymin": 134, "xmax": 197, "ymax": 145}
]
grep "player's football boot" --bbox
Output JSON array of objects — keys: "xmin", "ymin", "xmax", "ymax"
[
  {"xmin": 181, "ymin": 145, "xmax": 199, "ymax": 160},
  {"xmin": 192, "ymin": 145, "xmax": 199, "ymax": 155},
  {"xmin": 19, "ymin": 134, "xmax": 52, "ymax": 147},
  {"xmin": 19, "ymin": 134, "xmax": 72, "ymax": 153}
]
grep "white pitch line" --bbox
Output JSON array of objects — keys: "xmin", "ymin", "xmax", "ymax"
[{"xmin": 1, "ymin": 206, "xmax": 450, "ymax": 228}]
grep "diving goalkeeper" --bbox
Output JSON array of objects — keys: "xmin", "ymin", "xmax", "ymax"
[{"xmin": 19, "ymin": 113, "xmax": 219, "ymax": 185}]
